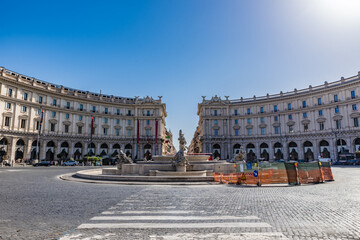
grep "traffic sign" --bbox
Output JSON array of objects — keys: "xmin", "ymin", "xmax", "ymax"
[{"xmin": 253, "ymin": 170, "xmax": 258, "ymax": 177}]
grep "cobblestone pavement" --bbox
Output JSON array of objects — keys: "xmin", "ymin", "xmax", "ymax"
[{"xmin": 0, "ymin": 166, "xmax": 360, "ymax": 239}]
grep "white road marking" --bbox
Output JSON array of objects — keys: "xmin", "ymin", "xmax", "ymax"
[
  {"xmin": 78, "ymin": 222, "xmax": 272, "ymax": 229},
  {"xmin": 149, "ymin": 232, "xmax": 289, "ymax": 240},
  {"xmin": 91, "ymin": 215, "xmax": 260, "ymax": 221},
  {"xmin": 101, "ymin": 210, "xmax": 199, "ymax": 214}
]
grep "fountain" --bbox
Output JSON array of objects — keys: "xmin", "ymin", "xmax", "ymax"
[{"xmin": 76, "ymin": 130, "xmax": 236, "ymax": 182}]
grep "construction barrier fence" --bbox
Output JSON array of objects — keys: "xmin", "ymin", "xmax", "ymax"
[{"xmin": 213, "ymin": 161, "xmax": 334, "ymax": 186}]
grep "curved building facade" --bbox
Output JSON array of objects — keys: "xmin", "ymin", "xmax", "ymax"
[
  {"xmin": 0, "ymin": 67, "xmax": 173, "ymax": 165},
  {"xmin": 191, "ymin": 72, "xmax": 360, "ymax": 161}
]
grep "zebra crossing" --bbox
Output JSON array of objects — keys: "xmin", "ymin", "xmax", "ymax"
[{"xmin": 59, "ymin": 190, "xmax": 289, "ymax": 240}]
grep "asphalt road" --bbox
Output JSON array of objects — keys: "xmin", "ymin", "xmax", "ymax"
[{"xmin": 0, "ymin": 166, "xmax": 360, "ymax": 240}]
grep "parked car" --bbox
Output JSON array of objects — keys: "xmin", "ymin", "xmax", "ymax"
[
  {"xmin": 62, "ymin": 160, "xmax": 78, "ymax": 166},
  {"xmin": 33, "ymin": 161, "xmax": 51, "ymax": 167}
]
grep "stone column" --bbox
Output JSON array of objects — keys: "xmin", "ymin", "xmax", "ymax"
[
  {"xmin": 313, "ymin": 140, "xmax": 319, "ymax": 160},
  {"xmin": 346, "ymin": 137, "xmax": 352, "ymax": 152},
  {"xmin": 39, "ymin": 140, "xmax": 46, "ymax": 161},
  {"xmin": 25, "ymin": 138, "xmax": 33, "ymax": 160},
  {"xmin": 329, "ymin": 139, "xmax": 336, "ymax": 162},
  {"xmin": 269, "ymin": 141, "xmax": 275, "ymax": 161},
  {"xmin": 255, "ymin": 142, "xmax": 260, "ymax": 159},
  {"xmin": 96, "ymin": 142, "xmax": 101, "ymax": 156},
  {"xmin": 297, "ymin": 140, "xmax": 304, "ymax": 160},
  {"xmin": 69, "ymin": 142, "xmax": 74, "ymax": 158},
  {"xmin": 83, "ymin": 142, "xmax": 88, "ymax": 156},
  {"xmin": 9, "ymin": 138, "xmax": 17, "ymax": 166}
]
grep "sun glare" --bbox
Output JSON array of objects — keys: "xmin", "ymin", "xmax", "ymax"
[{"xmin": 314, "ymin": 0, "xmax": 360, "ymax": 23}]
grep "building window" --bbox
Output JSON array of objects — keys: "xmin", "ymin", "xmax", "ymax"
[
  {"xmin": 319, "ymin": 123, "xmax": 324, "ymax": 130},
  {"xmin": 104, "ymin": 118, "xmax": 108, "ymax": 123},
  {"xmin": 274, "ymin": 116, "xmax": 278, "ymax": 121},
  {"xmin": 38, "ymin": 96, "xmax": 43, "ymax": 104},
  {"xmin": 247, "ymin": 128, "xmax": 252, "ymax": 136},
  {"xmin": 274, "ymin": 126, "xmax": 279, "ymax": 134},
  {"xmin": 78, "ymin": 115, "xmax": 83, "ymax": 121},
  {"xmin": 261, "ymin": 127, "xmax": 265, "ymax": 135},
  {"xmin": 260, "ymin": 107, "xmax": 264, "ymax": 113},
  {"xmin": 127, "ymin": 130, "xmax": 132, "ymax": 136},
  {"xmin": 352, "ymin": 104, "xmax": 357, "ymax": 111},
  {"xmin": 235, "ymin": 129, "xmax": 239, "ymax": 136},
  {"xmin": 234, "ymin": 110, "xmax": 238, "ymax": 116},
  {"xmin": 351, "ymin": 90, "xmax": 356, "ymax": 99},
  {"xmin": 51, "ymin": 111, "xmax": 56, "ymax": 117},
  {"xmin": 288, "ymin": 114, "xmax": 292, "ymax": 120},
  {"xmin": 22, "ymin": 106, "xmax": 27, "ymax": 112},
  {"xmin": 214, "ymin": 110, "xmax": 218, "ymax": 116},
  {"xmin": 146, "ymin": 129, "xmax": 151, "ymax": 136},
  {"xmin": 51, "ymin": 123, "xmax": 55, "ymax": 132},
  {"xmin": 65, "ymin": 113, "xmax": 70, "ymax": 119},
  {"xmin": 234, "ymin": 119, "xmax": 238, "ymax": 124},
  {"xmin": 105, "ymin": 108, "xmax": 108, "ymax": 114},
  {"xmin": 145, "ymin": 120, "xmax": 149, "ymax": 125},
  {"xmin": 335, "ymin": 106, "xmax": 339, "ymax": 114},
  {"xmin": 303, "ymin": 112, "xmax": 307, "ymax": 118},
  {"xmin": 6, "ymin": 103, "xmax": 11, "ymax": 109},
  {"xmin": 128, "ymin": 120, "xmax": 131, "ymax": 125},
  {"xmin": 117, "ymin": 109, "xmax": 120, "ymax": 115},
  {"xmin": 336, "ymin": 120, "xmax": 341, "ymax": 129},
  {"xmin": 247, "ymin": 118, "xmax": 251, "ymax": 124},
  {"xmin": 302, "ymin": 101, "xmax": 307, "ymax": 108},
  {"xmin": 116, "ymin": 119, "xmax": 120, "ymax": 124},
  {"xmin": 37, "ymin": 109, "xmax": 41, "ymax": 115},
  {"xmin": 36, "ymin": 121, "xmax": 40, "ymax": 130},
  {"xmin": 318, "ymin": 98, "xmax": 322, "ymax": 105},
  {"xmin": 214, "ymin": 129, "xmax": 218, "ymax": 136},
  {"xmin": 214, "ymin": 120, "xmax": 218, "ymax": 125},
  {"xmin": 92, "ymin": 106, "xmax": 96, "ymax": 112},
  {"xmin": 334, "ymin": 94, "xmax": 338, "ymax": 102},
  {"xmin": 260, "ymin": 117, "xmax": 264, "ymax": 123},
  {"xmin": 116, "ymin": 129, "xmax": 120, "ymax": 136},
  {"xmin": 274, "ymin": 105, "xmax": 278, "ymax": 112},
  {"xmin": 319, "ymin": 110, "xmax": 323, "ymax": 116},
  {"xmin": 288, "ymin": 103, "xmax": 292, "ymax": 110},
  {"xmin": 66, "ymin": 102, "xmax": 70, "ymax": 109},
  {"xmin": 147, "ymin": 110, "xmax": 150, "ymax": 116},
  {"xmin": 128, "ymin": 110, "xmax": 132, "ymax": 116},
  {"xmin": 53, "ymin": 99, "xmax": 57, "ymax": 106},
  {"xmin": 8, "ymin": 88, "xmax": 12, "ymax": 97},
  {"xmin": 304, "ymin": 124, "xmax": 309, "ymax": 132},
  {"xmin": 24, "ymin": 92, "xmax": 28, "ymax": 101},
  {"xmin": 289, "ymin": 126, "xmax": 294, "ymax": 133},
  {"xmin": 103, "ymin": 128, "xmax": 108, "ymax": 135},
  {"xmin": 247, "ymin": 108, "xmax": 251, "ymax": 114},
  {"xmin": 79, "ymin": 104, "xmax": 83, "ymax": 111},
  {"xmin": 78, "ymin": 126, "xmax": 82, "ymax": 134},
  {"xmin": 354, "ymin": 118, "xmax": 359, "ymax": 127},
  {"xmin": 64, "ymin": 125, "xmax": 69, "ymax": 133},
  {"xmin": 20, "ymin": 119, "xmax": 26, "ymax": 129},
  {"xmin": 5, "ymin": 117, "xmax": 10, "ymax": 127}
]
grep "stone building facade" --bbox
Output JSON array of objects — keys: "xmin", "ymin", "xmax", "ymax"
[
  {"xmin": 191, "ymin": 72, "xmax": 360, "ymax": 161},
  {"xmin": 0, "ymin": 67, "xmax": 172, "ymax": 165}
]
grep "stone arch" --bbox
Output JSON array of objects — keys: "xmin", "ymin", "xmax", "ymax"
[
  {"xmin": 233, "ymin": 143, "xmax": 241, "ymax": 155},
  {"xmin": 260, "ymin": 143, "xmax": 269, "ymax": 161},
  {"xmin": 100, "ymin": 143, "xmax": 108, "ymax": 156},
  {"xmin": 0, "ymin": 138, "xmax": 8, "ymax": 162},
  {"xmin": 46, "ymin": 141, "xmax": 55, "ymax": 161},
  {"xmin": 354, "ymin": 138, "xmax": 360, "ymax": 158},
  {"xmin": 303, "ymin": 141, "xmax": 314, "ymax": 161},
  {"xmin": 125, "ymin": 144, "xmax": 132, "ymax": 157},
  {"xmin": 212, "ymin": 144, "xmax": 221, "ymax": 159},
  {"xmin": 144, "ymin": 144, "xmax": 152, "ymax": 159},
  {"xmin": 274, "ymin": 142, "xmax": 283, "ymax": 160},
  {"xmin": 288, "ymin": 141, "xmax": 298, "ymax": 160},
  {"xmin": 319, "ymin": 140, "xmax": 330, "ymax": 158},
  {"xmin": 31, "ymin": 140, "xmax": 40, "ymax": 160},
  {"xmin": 246, "ymin": 143, "xmax": 256, "ymax": 162},
  {"xmin": 88, "ymin": 143, "xmax": 96, "ymax": 155},
  {"xmin": 74, "ymin": 142, "xmax": 82, "ymax": 160},
  {"xmin": 15, "ymin": 139, "xmax": 25, "ymax": 162},
  {"xmin": 336, "ymin": 139, "xmax": 347, "ymax": 153},
  {"xmin": 112, "ymin": 143, "xmax": 121, "ymax": 157}
]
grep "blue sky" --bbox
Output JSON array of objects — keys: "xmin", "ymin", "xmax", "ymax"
[{"xmin": 1, "ymin": 0, "xmax": 360, "ymax": 149}]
